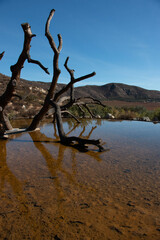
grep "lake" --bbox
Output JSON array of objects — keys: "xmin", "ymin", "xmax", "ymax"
[{"xmin": 0, "ymin": 119, "xmax": 160, "ymax": 240}]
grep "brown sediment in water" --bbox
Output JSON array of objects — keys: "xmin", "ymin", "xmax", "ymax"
[{"xmin": 0, "ymin": 119, "xmax": 160, "ymax": 240}]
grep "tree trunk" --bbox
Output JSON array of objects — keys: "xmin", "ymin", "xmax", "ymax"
[
  {"xmin": 0, "ymin": 24, "xmax": 48, "ymax": 133},
  {"xmin": 0, "ymin": 24, "xmax": 35, "ymax": 110},
  {"xmin": 0, "ymin": 23, "xmax": 35, "ymax": 132}
]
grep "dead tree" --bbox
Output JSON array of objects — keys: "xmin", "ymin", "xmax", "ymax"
[
  {"xmin": 0, "ymin": 24, "xmax": 49, "ymax": 133},
  {"xmin": 1, "ymin": 9, "xmax": 105, "ymax": 151},
  {"xmin": 45, "ymin": 57, "xmax": 105, "ymax": 122},
  {"xmin": 26, "ymin": 9, "xmax": 104, "ymax": 151},
  {"xmin": 27, "ymin": 10, "xmax": 96, "ymax": 131},
  {"xmin": 27, "ymin": 9, "xmax": 62, "ymax": 131}
]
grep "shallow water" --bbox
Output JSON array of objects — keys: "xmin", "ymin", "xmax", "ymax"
[{"xmin": 0, "ymin": 119, "xmax": 160, "ymax": 239}]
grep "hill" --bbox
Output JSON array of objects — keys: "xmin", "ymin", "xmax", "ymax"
[
  {"xmin": 1, "ymin": 73, "xmax": 160, "ymax": 102},
  {"xmin": 76, "ymin": 83, "xmax": 160, "ymax": 102},
  {"xmin": 1, "ymin": 73, "xmax": 160, "ymax": 119}
]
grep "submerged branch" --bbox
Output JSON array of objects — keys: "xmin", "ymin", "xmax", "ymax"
[{"xmin": 50, "ymin": 100, "xmax": 105, "ymax": 152}]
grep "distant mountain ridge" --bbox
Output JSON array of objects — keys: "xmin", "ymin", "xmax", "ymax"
[
  {"xmin": 75, "ymin": 83, "xmax": 160, "ymax": 102},
  {"xmin": 1, "ymin": 73, "xmax": 160, "ymax": 102}
]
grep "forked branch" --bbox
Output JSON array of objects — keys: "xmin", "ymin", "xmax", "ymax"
[{"xmin": 54, "ymin": 56, "xmax": 95, "ymax": 102}]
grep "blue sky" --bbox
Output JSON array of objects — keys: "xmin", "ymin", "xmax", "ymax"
[{"xmin": 1, "ymin": 0, "xmax": 160, "ymax": 90}]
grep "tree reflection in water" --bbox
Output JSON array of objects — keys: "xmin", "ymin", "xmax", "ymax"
[
  {"xmin": 0, "ymin": 139, "xmax": 22, "ymax": 195},
  {"xmin": 0, "ymin": 121, "xmax": 106, "ymax": 237},
  {"xmin": 0, "ymin": 136, "xmax": 41, "ymax": 238},
  {"xmin": 28, "ymin": 122, "xmax": 104, "ymax": 209}
]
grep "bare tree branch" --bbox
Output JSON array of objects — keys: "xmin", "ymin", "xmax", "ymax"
[
  {"xmin": 76, "ymin": 97, "xmax": 105, "ymax": 107},
  {"xmin": 27, "ymin": 53, "xmax": 50, "ymax": 74},
  {"xmin": 45, "ymin": 9, "xmax": 62, "ymax": 54},
  {"xmin": 83, "ymin": 104, "xmax": 96, "ymax": 118},
  {"xmin": 45, "ymin": 9, "xmax": 58, "ymax": 53},
  {"xmin": 64, "ymin": 57, "xmax": 75, "ymax": 81},
  {"xmin": 57, "ymin": 34, "xmax": 63, "ymax": 52},
  {"xmin": 0, "ymin": 51, "xmax": 5, "ymax": 61},
  {"xmin": 75, "ymin": 72, "xmax": 96, "ymax": 82},
  {"xmin": 76, "ymin": 104, "xmax": 86, "ymax": 118},
  {"xmin": 61, "ymin": 110, "xmax": 81, "ymax": 123},
  {"xmin": 57, "ymin": 96, "xmax": 70, "ymax": 106}
]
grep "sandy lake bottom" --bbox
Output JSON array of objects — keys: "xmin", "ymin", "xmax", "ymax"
[{"xmin": 0, "ymin": 119, "xmax": 160, "ymax": 240}]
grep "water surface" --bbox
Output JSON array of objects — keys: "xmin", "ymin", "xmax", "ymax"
[{"xmin": 0, "ymin": 119, "xmax": 160, "ymax": 239}]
